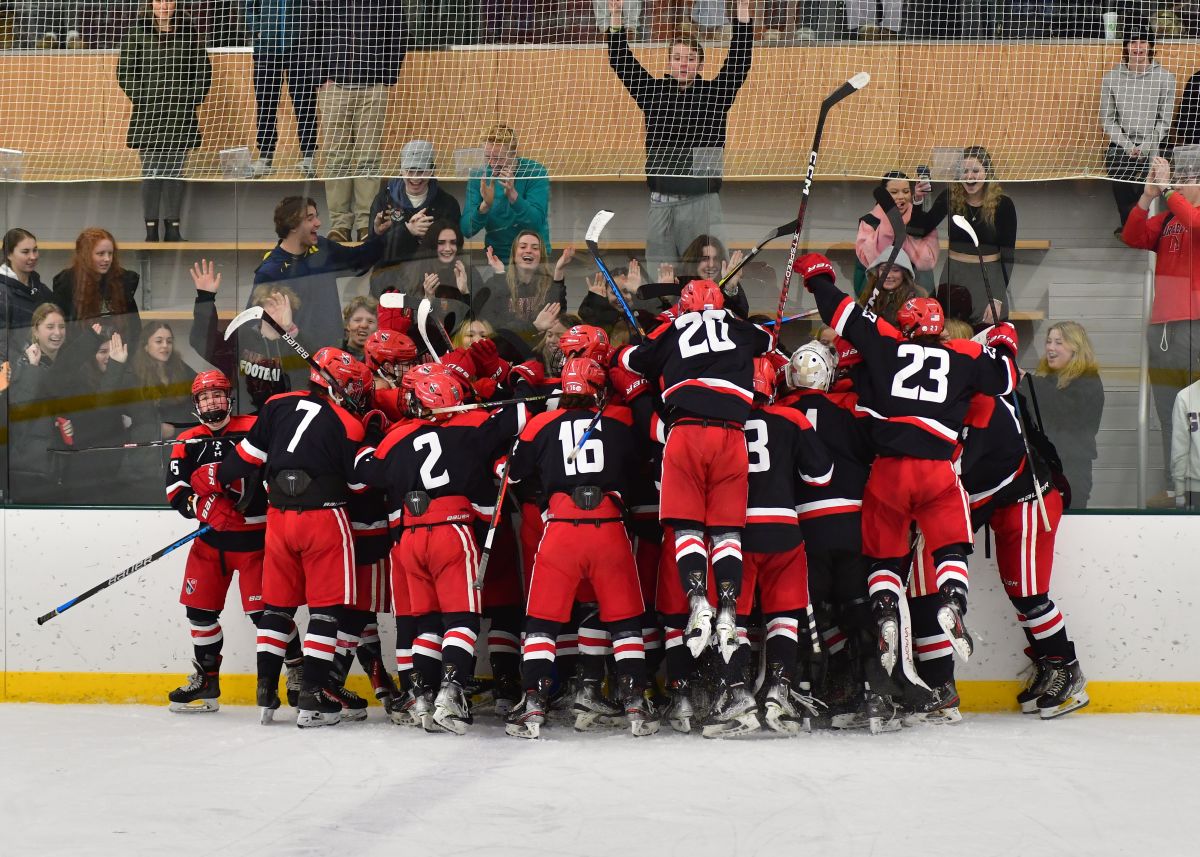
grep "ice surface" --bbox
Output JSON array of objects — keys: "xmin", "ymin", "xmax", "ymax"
[{"xmin": 0, "ymin": 706, "xmax": 1194, "ymax": 857}]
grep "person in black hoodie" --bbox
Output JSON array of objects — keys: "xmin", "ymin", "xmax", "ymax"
[
  {"xmin": 52, "ymin": 227, "xmax": 142, "ymax": 349},
  {"xmin": 1, "ymin": 228, "xmax": 56, "ymax": 369}
]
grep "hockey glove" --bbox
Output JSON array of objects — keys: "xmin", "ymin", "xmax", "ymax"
[
  {"xmin": 191, "ymin": 493, "xmax": 243, "ymax": 531},
  {"xmin": 985, "ymin": 322, "xmax": 1019, "ymax": 357},
  {"xmin": 468, "ymin": 338, "xmax": 509, "ymax": 382},
  {"xmin": 471, "ymin": 377, "xmax": 499, "ymax": 401},
  {"xmin": 509, "ymin": 359, "xmax": 545, "ymax": 389},
  {"xmin": 792, "ymin": 253, "xmax": 835, "ymax": 291},
  {"xmin": 361, "ymin": 408, "xmax": 390, "ymax": 440},
  {"xmin": 608, "ymin": 362, "xmax": 649, "ymax": 403},
  {"xmin": 441, "ymin": 348, "xmax": 477, "ymax": 384},
  {"xmin": 189, "ymin": 461, "xmax": 224, "ymax": 496},
  {"xmin": 377, "ymin": 296, "xmax": 413, "ymax": 336}
]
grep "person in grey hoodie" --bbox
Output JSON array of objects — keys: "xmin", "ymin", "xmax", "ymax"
[{"xmin": 1101, "ymin": 27, "xmax": 1176, "ymax": 231}]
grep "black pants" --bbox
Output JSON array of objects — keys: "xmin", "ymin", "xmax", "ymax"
[
  {"xmin": 139, "ymin": 150, "xmax": 186, "ymax": 222},
  {"xmin": 252, "ymin": 45, "xmax": 318, "ymax": 161},
  {"xmin": 1106, "ymin": 143, "xmax": 1151, "ymax": 228}
]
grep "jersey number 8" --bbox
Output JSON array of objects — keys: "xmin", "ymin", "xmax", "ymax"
[{"xmin": 559, "ymin": 419, "xmax": 604, "ymax": 476}]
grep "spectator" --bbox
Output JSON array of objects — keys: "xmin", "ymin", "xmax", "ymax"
[
  {"xmin": 461, "ymin": 124, "xmax": 550, "ymax": 264},
  {"xmin": 1028, "ymin": 321, "xmax": 1105, "ymax": 509},
  {"xmin": 245, "ymin": 0, "xmax": 318, "ymax": 178},
  {"xmin": 342, "ymin": 295, "xmax": 378, "ymax": 359},
  {"xmin": 1170, "ymin": 374, "xmax": 1200, "ymax": 508},
  {"xmin": 676, "ymin": 233, "xmax": 745, "ymax": 287},
  {"xmin": 21, "ymin": 2, "xmax": 84, "ymax": 48},
  {"xmin": 314, "ymin": 0, "xmax": 407, "ymax": 242},
  {"xmin": 594, "ymin": 0, "xmax": 640, "ymax": 37},
  {"xmin": 452, "ymin": 317, "xmax": 497, "ymax": 349},
  {"xmin": 368, "ymin": 140, "xmax": 464, "ymax": 293},
  {"xmin": 607, "ymin": 0, "xmax": 752, "ymax": 270},
  {"xmin": 855, "ymin": 172, "xmax": 940, "ymax": 294},
  {"xmin": 117, "ymin": 0, "xmax": 212, "ymax": 243},
  {"xmin": 908, "ymin": 145, "xmax": 1016, "ymax": 326},
  {"xmin": 533, "ymin": 311, "xmax": 582, "ymax": 378},
  {"xmin": 762, "ymin": 1, "xmax": 820, "ymax": 41},
  {"xmin": 856, "ymin": 248, "xmax": 922, "ymax": 327},
  {"xmin": 579, "ymin": 260, "xmax": 642, "ymax": 332},
  {"xmin": 1122, "ymin": 152, "xmax": 1200, "ymax": 504},
  {"xmin": 1, "ymin": 228, "xmax": 56, "ymax": 368},
  {"xmin": 123, "ymin": 321, "xmax": 195, "ymax": 502},
  {"xmin": 8, "ymin": 303, "xmax": 72, "ymax": 502},
  {"xmin": 845, "ymin": 0, "xmax": 901, "ymax": 38},
  {"xmin": 390, "ymin": 220, "xmax": 486, "ymax": 302},
  {"xmin": 481, "ymin": 230, "xmax": 569, "ymax": 336},
  {"xmin": 65, "ymin": 327, "xmax": 135, "ymax": 500},
  {"xmin": 1101, "ymin": 26, "xmax": 1176, "ymax": 233},
  {"xmin": 254, "ymin": 195, "xmax": 392, "ymax": 353},
  {"xmin": 52, "ymin": 228, "xmax": 142, "ymax": 347},
  {"xmin": 1168, "ymin": 66, "xmax": 1200, "ymax": 151}
]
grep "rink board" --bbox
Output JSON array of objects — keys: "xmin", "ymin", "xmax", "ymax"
[{"xmin": 2, "ymin": 508, "xmax": 1198, "ymax": 711}]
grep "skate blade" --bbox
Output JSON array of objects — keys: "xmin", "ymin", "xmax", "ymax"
[
  {"xmin": 936, "ymin": 607, "xmax": 974, "ymax": 662},
  {"xmin": 296, "ymin": 711, "xmax": 342, "ymax": 729},
  {"xmin": 902, "ymin": 707, "xmax": 963, "ymax": 727},
  {"xmin": 868, "ymin": 715, "xmax": 903, "ymax": 734},
  {"xmin": 830, "ymin": 712, "xmax": 865, "ymax": 730},
  {"xmin": 715, "ymin": 631, "xmax": 738, "ymax": 664},
  {"xmin": 1019, "ymin": 699, "xmax": 1040, "ymax": 714},
  {"xmin": 629, "ymin": 717, "xmax": 660, "ymax": 737},
  {"xmin": 879, "ymin": 620, "xmax": 898, "ymax": 675},
  {"xmin": 389, "ymin": 709, "xmax": 418, "ymax": 727},
  {"xmin": 168, "ymin": 699, "xmax": 219, "ymax": 713},
  {"xmin": 259, "ymin": 705, "xmax": 279, "ymax": 725},
  {"xmin": 764, "ymin": 706, "xmax": 804, "ymax": 736},
  {"xmin": 505, "ymin": 719, "xmax": 542, "ymax": 739},
  {"xmin": 432, "ymin": 711, "xmax": 469, "ymax": 735},
  {"xmin": 701, "ymin": 712, "xmax": 761, "ymax": 739},
  {"xmin": 1039, "ymin": 691, "xmax": 1090, "ymax": 719},
  {"xmin": 668, "ymin": 716, "xmax": 691, "ymax": 733},
  {"xmin": 339, "ymin": 708, "xmax": 369, "ymax": 722},
  {"xmin": 573, "ymin": 711, "xmax": 623, "ymax": 731}
]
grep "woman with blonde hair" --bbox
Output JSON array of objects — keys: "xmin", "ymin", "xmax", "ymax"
[
  {"xmin": 452, "ymin": 317, "xmax": 496, "ymax": 349},
  {"xmin": 1028, "ymin": 321, "xmax": 1105, "ymax": 508},
  {"xmin": 482, "ymin": 230, "xmax": 570, "ymax": 336}
]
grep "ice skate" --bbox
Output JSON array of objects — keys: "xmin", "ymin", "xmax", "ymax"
[
  {"xmin": 409, "ymin": 673, "xmax": 436, "ymax": 731},
  {"xmin": 284, "ymin": 658, "xmax": 303, "ymax": 708},
  {"xmin": 902, "ymin": 679, "xmax": 963, "ymax": 726},
  {"xmin": 663, "ymin": 678, "xmax": 694, "ymax": 733},
  {"xmin": 505, "ymin": 682, "xmax": 551, "ymax": 739},
  {"xmin": 872, "ymin": 592, "xmax": 900, "ymax": 675},
  {"xmin": 1036, "ymin": 658, "xmax": 1089, "ymax": 719},
  {"xmin": 167, "ymin": 658, "xmax": 220, "ymax": 713},
  {"xmin": 256, "ymin": 676, "xmax": 281, "ymax": 725},
  {"xmin": 618, "ymin": 675, "xmax": 660, "ymax": 737},
  {"xmin": 295, "ymin": 688, "xmax": 342, "ymax": 728},
  {"xmin": 714, "ymin": 582, "xmax": 738, "ymax": 664},
  {"xmin": 573, "ymin": 679, "xmax": 625, "ymax": 731},
  {"xmin": 548, "ymin": 675, "xmax": 581, "ymax": 720},
  {"xmin": 701, "ymin": 682, "xmax": 761, "ymax": 738},
  {"xmin": 685, "ymin": 595, "xmax": 716, "ymax": 658},
  {"xmin": 762, "ymin": 664, "xmax": 823, "ymax": 735},
  {"xmin": 365, "ymin": 659, "xmax": 398, "ymax": 715},
  {"xmin": 492, "ymin": 673, "xmax": 521, "ymax": 718},
  {"xmin": 389, "ymin": 688, "xmax": 421, "ymax": 726},
  {"xmin": 936, "ymin": 583, "xmax": 974, "ymax": 662},
  {"xmin": 323, "ymin": 684, "xmax": 369, "ymax": 722},
  {"xmin": 431, "ymin": 668, "xmax": 472, "ymax": 735},
  {"xmin": 1017, "ymin": 655, "xmax": 1054, "ymax": 714}
]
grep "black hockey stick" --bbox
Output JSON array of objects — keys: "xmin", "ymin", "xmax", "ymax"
[
  {"xmin": 864, "ymin": 185, "xmax": 908, "ymax": 318},
  {"xmin": 50, "ymin": 434, "xmax": 248, "ymax": 454},
  {"xmin": 474, "ymin": 438, "xmax": 520, "ymax": 591},
  {"xmin": 585, "ymin": 210, "xmax": 646, "ymax": 338},
  {"xmin": 773, "ymin": 72, "xmax": 871, "ymax": 337},
  {"xmin": 566, "ymin": 398, "xmax": 608, "ymax": 465},
  {"xmin": 952, "ymin": 214, "xmax": 1050, "ymax": 532},
  {"xmin": 717, "ymin": 217, "xmax": 800, "ymax": 290},
  {"xmin": 37, "ymin": 526, "xmax": 212, "ymax": 625},
  {"xmin": 224, "ymin": 305, "xmax": 351, "ymax": 402},
  {"xmin": 429, "ymin": 394, "xmax": 550, "ymax": 415}
]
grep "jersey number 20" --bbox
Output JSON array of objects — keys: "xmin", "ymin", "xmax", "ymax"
[
  {"xmin": 891, "ymin": 344, "xmax": 950, "ymax": 404},
  {"xmin": 678, "ymin": 310, "xmax": 735, "ymax": 358}
]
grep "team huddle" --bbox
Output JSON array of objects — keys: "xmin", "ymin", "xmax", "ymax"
[{"xmin": 162, "ymin": 251, "xmax": 1089, "ymax": 738}]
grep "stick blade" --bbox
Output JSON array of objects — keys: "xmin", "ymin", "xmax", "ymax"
[
  {"xmin": 848, "ymin": 71, "xmax": 871, "ymax": 90},
  {"xmin": 585, "ymin": 210, "xmax": 615, "ymax": 244},
  {"xmin": 772, "ymin": 218, "xmax": 800, "ymax": 239},
  {"xmin": 378, "ymin": 291, "xmax": 406, "ymax": 309},
  {"xmin": 951, "ymin": 214, "xmax": 980, "ymax": 247},
  {"xmin": 224, "ymin": 306, "xmax": 264, "ymax": 340}
]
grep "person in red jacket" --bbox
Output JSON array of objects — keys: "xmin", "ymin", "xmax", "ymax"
[{"xmin": 1121, "ymin": 152, "xmax": 1200, "ymax": 502}]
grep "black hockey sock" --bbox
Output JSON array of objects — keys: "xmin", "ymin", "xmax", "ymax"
[
  {"xmin": 764, "ymin": 612, "xmax": 801, "ymax": 683},
  {"xmin": 661, "ymin": 614, "xmax": 691, "ymax": 682},
  {"xmin": 673, "ymin": 525, "xmax": 709, "ymax": 596},
  {"xmin": 576, "ymin": 603, "xmax": 610, "ymax": 682},
  {"xmin": 185, "ymin": 607, "xmax": 223, "ymax": 670},
  {"xmin": 331, "ymin": 609, "xmax": 371, "ymax": 684},
  {"xmin": 284, "ymin": 625, "xmax": 302, "ymax": 662},
  {"xmin": 394, "ymin": 614, "xmax": 417, "ymax": 692},
  {"xmin": 522, "ymin": 618, "xmax": 559, "ymax": 691},
  {"xmin": 440, "ymin": 612, "xmax": 480, "ymax": 681},
  {"xmin": 610, "ymin": 618, "xmax": 648, "ymax": 688},
  {"xmin": 256, "ymin": 606, "xmax": 296, "ymax": 684},
  {"xmin": 413, "ymin": 614, "xmax": 444, "ymax": 690},
  {"xmin": 302, "ymin": 608, "xmax": 342, "ymax": 692},
  {"xmin": 485, "ymin": 604, "xmax": 522, "ymax": 687},
  {"xmin": 1011, "ymin": 594, "xmax": 1074, "ymax": 661},
  {"xmin": 555, "ymin": 618, "xmax": 580, "ymax": 685},
  {"xmin": 910, "ymin": 594, "xmax": 955, "ymax": 687},
  {"xmin": 354, "ymin": 621, "xmax": 384, "ymax": 674},
  {"xmin": 719, "ymin": 638, "xmax": 751, "ymax": 685},
  {"xmin": 709, "ymin": 529, "xmax": 744, "ymax": 598},
  {"xmin": 641, "ymin": 611, "xmax": 664, "ymax": 678}
]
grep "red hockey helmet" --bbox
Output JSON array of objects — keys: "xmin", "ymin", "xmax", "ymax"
[
  {"xmin": 560, "ymin": 357, "xmax": 607, "ymax": 397},
  {"xmin": 191, "ymin": 370, "xmax": 233, "ymax": 426},
  {"xmin": 678, "ymin": 278, "xmax": 724, "ymax": 314},
  {"xmin": 558, "ymin": 324, "xmax": 610, "ymax": 361},
  {"xmin": 364, "ymin": 329, "xmax": 418, "ymax": 377},
  {"xmin": 896, "ymin": 297, "xmax": 945, "ymax": 339},
  {"xmin": 751, "ymin": 355, "xmax": 781, "ymax": 402},
  {"xmin": 410, "ymin": 371, "xmax": 466, "ymax": 416},
  {"xmin": 311, "ymin": 347, "xmax": 372, "ymax": 411}
]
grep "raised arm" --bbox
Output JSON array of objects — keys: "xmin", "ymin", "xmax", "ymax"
[
  {"xmin": 711, "ymin": 0, "xmax": 754, "ymax": 101},
  {"xmin": 606, "ymin": 0, "xmax": 654, "ymax": 102}
]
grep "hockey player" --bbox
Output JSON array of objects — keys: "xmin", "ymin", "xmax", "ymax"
[
  {"xmin": 502, "ymin": 357, "xmax": 658, "ymax": 739},
  {"xmin": 796, "ymin": 253, "xmax": 1019, "ymax": 684},
  {"xmin": 205, "ymin": 347, "xmax": 369, "ymax": 728},
  {"xmin": 617, "ymin": 278, "xmax": 772, "ymax": 663},
  {"xmin": 364, "ymin": 328, "xmax": 419, "ymax": 389},
  {"xmin": 354, "ymin": 365, "xmax": 525, "ymax": 734},
  {"xmin": 164, "ymin": 371, "xmax": 267, "ymax": 712}
]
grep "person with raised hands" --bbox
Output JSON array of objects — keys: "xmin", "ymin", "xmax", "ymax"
[
  {"xmin": 461, "ymin": 124, "xmax": 551, "ymax": 265},
  {"xmin": 481, "ymin": 230, "xmax": 569, "ymax": 336},
  {"xmin": 794, "ymin": 251, "xmax": 1019, "ymax": 698}
]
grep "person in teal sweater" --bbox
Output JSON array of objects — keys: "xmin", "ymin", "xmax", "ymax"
[{"xmin": 461, "ymin": 123, "xmax": 550, "ymax": 264}]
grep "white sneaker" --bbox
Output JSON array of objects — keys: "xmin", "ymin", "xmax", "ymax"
[
  {"xmin": 298, "ymin": 156, "xmax": 315, "ymax": 178},
  {"xmin": 250, "ymin": 157, "xmax": 273, "ymax": 178},
  {"xmin": 795, "ymin": 27, "xmax": 817, "ymax": 41}
]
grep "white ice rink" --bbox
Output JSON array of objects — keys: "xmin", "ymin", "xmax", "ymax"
[{"xmin": 0, "ymin": 706, "xmax": 1194, "ymax": 857}]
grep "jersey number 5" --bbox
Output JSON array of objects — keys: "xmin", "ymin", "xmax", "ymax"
[
  {"xmin": 891, "ymin": 344, "xmax": 950, "ymax": 404},
  {"xmin": 678, "ymin": 310, "xmax": 735, "ymax": 358},
  {"xmin": 559, "ymin": 419, "xmax": 604, "ymax": 476}
]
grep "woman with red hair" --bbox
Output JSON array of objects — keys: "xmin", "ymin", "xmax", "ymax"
[{"xmin": 52, "ymin": 227, "xmax": 142, "ymax": 347}]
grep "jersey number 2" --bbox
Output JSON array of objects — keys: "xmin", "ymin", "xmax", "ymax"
[
  {"xmin": 891, "ymin": 344, "xmax": 950, "ymax": 404},
  {"xmin": 413, "ymin": 434, "xmax": 451, "ymax": 489},
  {"xmin": 559, "ymin": 419, "xmax": 604, "ymax": 476},
  {"xmin": 678, "ymin": 310, "xmax": 735, "ymax": 358}
]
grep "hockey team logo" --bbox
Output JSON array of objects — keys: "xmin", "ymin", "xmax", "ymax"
[{"xmin": 185, "ymin": 578, "xmax": 198, "ymax": 595}]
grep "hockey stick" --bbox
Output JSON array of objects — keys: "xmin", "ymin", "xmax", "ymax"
[
  {"xmin": 474, "ymin": 438, "xmax": 520, "ymax": 591},
  {"xmin": 37, "ymin": 526, "xmax": 211, "ymax": 625},
  {"xmin": 566, "ymin": 398, "xmax": 608, "ymax": 465},
  {"xmin": 429, "ymin": 394, "xmax": 550, "ymax": 415},
  {"xmin": 415, "ymin": 299, "xmax": 444, "ymax": 364},
  {"xmin": 50, "ymin": 434, "xmax": 248, "ymax": 454},
  {"xmin": 717, "ymin": 217, "xmax": 800, "ymax": 290},
  {"xmin": 864, "ymin": 185, "xmax": 908, "ymax": 318},
  {"xmin": 773, "ymin": 72, "xmax": 871, "ymax": 339},
  {"xmin": 379, "ymin": 292, "xmax": 452, "ymax": 361},
  {"xmin": 585, "ymin": 210, "xmax": 646, "ymax": 338},
  {"xmin": 952, "ymin": 214, "xmax": 1051, "ymax": 532},
  {"xmin": 224, "ymin": 306, "xmax": 351, "ymax": 402},
  {"xmin": 762, "ymin": 308, "xmax": 820, "ymax": 327}
]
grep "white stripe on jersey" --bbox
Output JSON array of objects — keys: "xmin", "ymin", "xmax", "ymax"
[{"xmin": 662, "ymin": 376, "xmax": 755, "ymax": 404}]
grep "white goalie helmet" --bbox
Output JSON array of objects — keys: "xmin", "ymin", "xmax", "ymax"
[{"xmin": 787, "ymin": 340, "xmax": 838, "ymax": 392}]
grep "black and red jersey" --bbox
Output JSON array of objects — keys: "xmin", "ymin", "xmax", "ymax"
[
  {"xmin": 356, "ymin": 407, "xmax": 524, "ymax": 526},
  {"xmin": 778, "ymin": 387, "xmax": 873, "ymax": 552},
  {"xmin": 621, "ymin": 308, "xmax": 772, "ymax": 424},
  {"xmin": 347, "ymin": 416, "xmax": 393, "ymax": 565},
  {"xmin": 219, "ymin": 390, "xmax": 366, "ymax": 509},
  {"xmin": 742, "ymin": 404, "xmax": 833, "ymax": 553},
  {"xmin": 507, "ymin": 404, "xmax": 644, "ymax": 520},
  {"xmin": 960, "ymin": 390, "xmax": 1054, "ymax": 526},
  {"xmin": 809, "ymin": 274, "xmax": 1016, "ymax": 459},
  {"xmin": 166, "ymin": 415, "xmax": 266, "ymax": 552}
]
